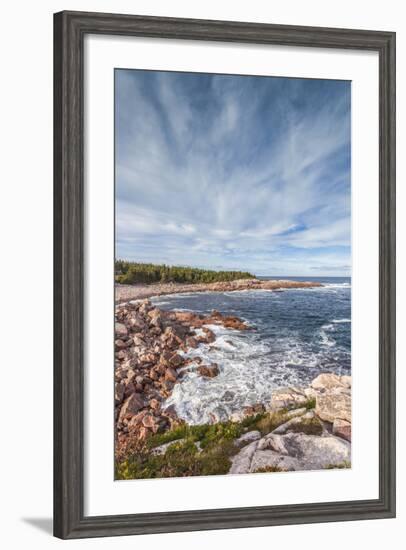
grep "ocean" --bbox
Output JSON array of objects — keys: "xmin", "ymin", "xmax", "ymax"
[{"xmin": 151, "ymin": 277, "xmax": 351, "ymax": 425}]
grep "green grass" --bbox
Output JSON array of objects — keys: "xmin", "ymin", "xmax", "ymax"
[
  {"xmin": 117, "ymin": 412, "xmax": 290, "ymax": 480},
  {"xmin": 254, "ymin": 410, "xmax": 289, "ymax": 435},
  {"xmin": 116, "ymin": 437, "xmax": 236, "ymax": 479},
  {"xmin": 287, "ymin": 416, "xmax": 323, "ymax": 436},
  {"xmin": 116, "ymin": 405, "xmax": 321, "ymax": 480}
]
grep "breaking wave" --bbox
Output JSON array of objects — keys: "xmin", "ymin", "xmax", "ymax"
[{"xmin": 152, "ymin": 280, "xmax": 351, "ymax": 425}]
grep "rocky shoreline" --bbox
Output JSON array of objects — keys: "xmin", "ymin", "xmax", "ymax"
[
  {"xmin": 115, "ymin": 298, "xmax": 351, "ymax": 477},
  {"xmin": 115, "ymin": 278, "xmax": 322, "ymax": 303},
  {"xmin": 115, "ymin": 299, "xmax": 249, "ymax": 458}
]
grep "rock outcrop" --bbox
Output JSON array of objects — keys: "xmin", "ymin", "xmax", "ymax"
[
  {"xmin": 230, "ymin": 432, "xmax": 350, "ymax": 474},
  {"xmin": 229, "ymin": 373, "xmax": 352, "ymax": 474},
  {"xmin": 114, "ymin": 299, "xmax": 249, "ymax": 456}
]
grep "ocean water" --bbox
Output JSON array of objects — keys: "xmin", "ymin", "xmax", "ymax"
[{"xmin": 152, "ymin": 277, "xmax": 351, "ymax": 425}]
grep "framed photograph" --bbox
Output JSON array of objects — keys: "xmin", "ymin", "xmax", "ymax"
[{"xmin": 54, "ymin": 10, "xmax": 396, "ymax": 539}]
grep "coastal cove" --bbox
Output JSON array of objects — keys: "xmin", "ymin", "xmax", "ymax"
[{"xmin": 114, "ymin": 278, "xmax": 351, "ymax": 479}]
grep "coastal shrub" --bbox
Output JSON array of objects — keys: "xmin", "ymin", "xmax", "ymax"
[
  {"xmin": 304, "ymin": 397, "xmax": 316, "ymax": 410},
  {"xmin": 241, "ymin": 412, "xmax": 266, "ymax": 429},
  {"xmin": 255, "ymin": 411, "xmax": 289, "ymax": 435},
  {"xmin": 116, "ymin": 411, "xmax": 317, "ymax": 480},
  {"xmin": 146, "ymin": 420, "xmax": 245, "ymax": 451},
  {"xmin": 116, "ymin": 436, "xmax": 235, "ymax": 479},
  {"xmin": 287, "ymin": 416, "xmax": 323, "ymax": 436},
  {"xmin": 146, "ymin": 424, "xmax": 189, "ymax": 448},
  {"xmin": 115, "ymin": 260, "xmax": 254, "ymax": 285}
]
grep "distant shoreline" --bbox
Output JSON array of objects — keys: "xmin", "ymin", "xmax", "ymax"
[{"xmin": 115, "ymin": 278, "xmax": 322, "ymax": 304}]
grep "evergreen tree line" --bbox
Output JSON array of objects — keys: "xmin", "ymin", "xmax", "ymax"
[{"xmin": 115, "ymin": 260, "xmax": 255, "ymax": 285}]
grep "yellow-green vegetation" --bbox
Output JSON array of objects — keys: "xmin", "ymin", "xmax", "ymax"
[
  {"xmin": 324, "ymin": 461, "xmax": 351, "ymax": 469},
  {"xmin": 287, "ymin": 416, "xmax": 323, "ymax": 436},
  {"xmin": 115, "ymin": 260, "xmax": 254, "ymax": 285},
  {"xmin": 304, "ymin": 397, "xmax": 316, "ymax": 410},
  {"xmin": 252, "ymin": 465, "xmax": 287, "ymax": 473},
  {"xmin": 115, "ymin": 405, "xmax": 323, "ymax": 480},
  {"xmin": 116, "ymin": 423, "xmax": 241, "ymax": 479},
  {"xmin": 254, "ymin": 410, "xmax": 289, "ymax": 435}
]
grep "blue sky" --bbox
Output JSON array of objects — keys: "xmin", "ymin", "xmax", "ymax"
[{"xmin": 115, "ymin": 69, "xmax": 351, "ymax": 276}]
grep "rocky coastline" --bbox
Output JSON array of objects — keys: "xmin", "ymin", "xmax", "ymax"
[
  {"xmin": 115, "ymin": 277, "xmax": 322, "ymax": 303},
  {"xmin": 115, "ymin": 299, "xmax": 249, "ymax": 459},
  {"xmin": 115, "ymin": 297, "xmax": 351, "ymax": 478}
]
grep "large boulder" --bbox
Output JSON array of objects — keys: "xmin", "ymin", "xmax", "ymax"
[
  {"xmin": 311, "ymin": 373, "xmax": 347, "ymax": 392},
  {"xmin": 267, "ymin": 387, "xmax": 308, "ymax": 410},
  {"xmin": 315, "ymin": 391, "xmax": 351, "ymax": 423},
  {"xmin": 229, "ymin": 440, "xmax": 259, "ymax": 474},
  {"xmin": 229, "ymin": 432, "xmax": 351, "ymax": 474},
  {"xmin": 235, "ymin": 431, "xmax": 261, "ymax": 446},
  {"xmin": 250, "ymin": 450, "xmax": 301, "ymax": 472}
]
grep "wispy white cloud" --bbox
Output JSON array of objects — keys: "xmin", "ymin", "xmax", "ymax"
[{"xmin": 115, "ymin": 71, "xmax": 351, "ymax": 276}]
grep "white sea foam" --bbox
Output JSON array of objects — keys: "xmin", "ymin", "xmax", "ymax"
[
  {"xmin": 159, "ymin": 286, "xmax": 351, "ymax": 425},
  {"xmin": 164, "ymin": 324, "xmax": 349, "ymax": 425},
  {"xmin": 319, "ymin": 323, "xmax": 336, "ymax": 348}
]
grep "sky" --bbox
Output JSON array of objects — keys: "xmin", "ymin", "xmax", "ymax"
[{"xmin": 115, "ymin": 69, "xmax": 351, "ymax": 277}]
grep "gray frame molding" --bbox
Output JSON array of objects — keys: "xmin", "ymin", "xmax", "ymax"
[{"xmin": 54, "ymin": 10, "xmax": 396, "ymax": 539}]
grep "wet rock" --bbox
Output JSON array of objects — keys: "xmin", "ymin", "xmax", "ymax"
[
  {"xmin": 168, "ymin": 353, "xmax": 183, "ymax": 368},
  {"xmin": 165, "ymin": 367, "xmax": 178, "ymax": 383},
  {"xmin": 201, "ymin": 327, "xmax": 216, "ymax": 342},
  {"xmin": 198, "ymin": 363, "xmax": 219, "ymax": 378},
  {"xmin": 174, "ymin": 311, "xmax": 199, "ymax": 324},
  {"xmin": 185, "ymin": 336, "xmax": 199, "ymax": 348}
]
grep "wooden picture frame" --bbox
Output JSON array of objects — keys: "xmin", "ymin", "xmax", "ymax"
[{"xmin": 54, "ymin": 10, "xmax": 396, "ymax": 539}]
